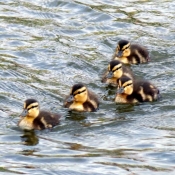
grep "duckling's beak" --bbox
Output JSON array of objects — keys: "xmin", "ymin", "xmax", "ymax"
[
  {"xmin": 106, "ymin": 71, "xmax": 113, "ymax": 79},
  {"xmin": 117, "ymin": 87, "xmax": 124, "ymax": 94},
  {"xmin": 20, "ymin": 109, "xmax": 28, "ymax": 117},
  {"xmin": 116, "ymin": 50, "xmax": 123, "ymax": 57},
  {"xmin": 67, "ymin": 95, "xmax": 74, "ymax": 103}
]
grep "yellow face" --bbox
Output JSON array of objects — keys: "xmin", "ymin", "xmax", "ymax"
[
  {"xmin": 118, "ymin": 79, "xmax": 133, "ymax": 95},
  {"xmin": 22, "ymin": 102, "xmax": 39, "ymax": 118},
  {"xmin": 116, "ymin": 43, "xmax": 131, "ymax": 57},
  {"xmin": 72, "ymin": 87, "xmax": 88, "ymax": 103},
  {"xmin": 108, "ymin": 63, "xmax": 123, "ymax": 79}
]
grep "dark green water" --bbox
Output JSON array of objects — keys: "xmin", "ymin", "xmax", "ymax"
[{"xmin": 0, "ymin": 0, "xmax": 175, "ymax": 174}]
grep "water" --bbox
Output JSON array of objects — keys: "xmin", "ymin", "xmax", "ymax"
[{"xmin": 0, "ymin": 0, "xmax": 175, "ymax": 174}]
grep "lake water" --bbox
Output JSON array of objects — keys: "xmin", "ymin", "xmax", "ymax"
[{"xmin": 0, "ymin": 0, "xmax": 175, "ymax": 174}]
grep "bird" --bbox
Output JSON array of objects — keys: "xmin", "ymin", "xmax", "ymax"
[
  {"xmin": 115, "ymin": 76, "xmax": 160, "ymax": 103},
  {"xmin": 18, "ymin": 99, "xmax": 61, "ymax": 130},
  {"xmin": 113, "ymin": 39, "xmax": 150, "ymax": 64},
  {"xmin": 64, "ymin": 83, "xmax": 99, "ymax": 112},
  {"xmin": 101, "ymin": 60, "xmax": 134, "ymax": 86}
]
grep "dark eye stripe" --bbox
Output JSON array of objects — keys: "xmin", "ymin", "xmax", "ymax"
[
  {"xmin": 123, "ymin": 83, "xmax": 132, "ymax": 88},
  {"xmin": 74, "ymin": 89, "xmax": 86, "ymax": 96},
  {"xmin": 27, "ymin": 105, "xmax": 38, "ymax": 111},
  {"xmin": 123, "ymin": 45, "xmax": 130, "ymax": 51},
  {"xmin": 112, "ymin": 66, "xmax": 122, "ymax": 72}
]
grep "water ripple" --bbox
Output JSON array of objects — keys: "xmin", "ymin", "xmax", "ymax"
[{"xmin": 0, "ymin": 0, "xmax": 175, "ymax": 174}]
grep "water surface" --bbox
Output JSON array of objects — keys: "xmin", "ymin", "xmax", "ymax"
[{"xmin": 0, "ymin": 0, "xmax": 175, "ymax": 174}]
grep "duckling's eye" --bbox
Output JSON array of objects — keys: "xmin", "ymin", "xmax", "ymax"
[
  {"xmin": 123, "ymin": 45, "xmax": 130, "ymax": 51},
  {"xmin": 27, "ymin": 105, "xmax": 38, "ymax": 111},
  {"xmin": 113, "ymin": 66, "xmax": 122, "ymax": 72},
  {"xmin": 123, "ymin": 83, "xmax": 132, "ymax": 88},
  {"xmin": 74, "ymin": 89, "xmax": 86, "ymax": 96}
]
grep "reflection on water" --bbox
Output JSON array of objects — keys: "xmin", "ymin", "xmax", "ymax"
[
  {"xmin": 0, "ymin": 0, "xmax": 175, "ymax": 174},
  {"xmin": 20, "ymin": 130, "xmax": 39, "ymax": 146},
  {"xmin": 116, "ymin": 104, "xmax": 135, "ymax": 113},
  {"xmin": 66, "ymin": 111, "xmax": 87, "ymax": 121}
]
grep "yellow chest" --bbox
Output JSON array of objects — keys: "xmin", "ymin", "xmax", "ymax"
[
  {"xmin": 114, "ymin": 56, "xmax": 129, "ymax": 64},
  {"xmin": 115, "ymin": 94, "xmax": 128, "ymax": 103},
  {"xmin": 69, "ymin": 102, "xmax": 85, "ymax": 111},
  {"xmin": 115, "ymin": 94, "xmax": 138, "ymax": 103},
  {"xmin": 18, "ymin": 117, "xmax": 34, "ymax": 130}
]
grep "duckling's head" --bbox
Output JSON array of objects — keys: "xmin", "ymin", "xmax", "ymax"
[
  {"xmin": 67, "ymin": 83, "xmax": 88, "ymax": 103},
  {"xmin": 117, "ymin": 76, "xmax": 133, "ymax": 95},
  {"xmin": 20, "ymin": 99, "xmax": 40, "ymax": 118},
  {"xmin": 107, "ymin": 60, "xmax": 123, "ymax": 79},
  {"xmin": 115, "ymin": 40, "xmax": 131, "ymax": 58}
]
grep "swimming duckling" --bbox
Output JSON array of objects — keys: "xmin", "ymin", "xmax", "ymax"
[
  {"xmin": 18, "ymin": 99, "xmax": 61, "ymax": 130},
  {"xmin": 64, "ymin": 83, "xmax": 99, "ymax": 112},
  {"xmin": 101, "ymin": 60, "xmax": 134, "ymax": 86},
  {"xmin": 113, "ymin": 40, "xmax": 150, "ymax": 64},
  {"xmin": 115, "ymin": 76, "xmax": 160, "ymax": 103}
]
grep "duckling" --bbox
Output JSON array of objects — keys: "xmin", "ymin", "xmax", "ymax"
[
  {"xmin": 64, "ymin": 83, "xmax": 99, "ymax": 112},
  {"xmin": 113, "ymin": 40, "xmax": 150, "ymax": 64},
  {"xmin": 18, "ymin": 99, "xmax": 61, "ymax": 130},
  {"xmin": 115, "ymin": 76, "xmax": 160, "ymax": 103},
  {"xmin": 101, "ymin": 60, "xmax": 134, "ymax": 86}
]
